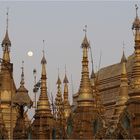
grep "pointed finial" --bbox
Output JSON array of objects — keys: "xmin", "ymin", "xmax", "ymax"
[
  {"xmin": 43, "ymin": 40, "xmax": 45, "ymax": 56},
  {"xmin": 41, "ymin": 40, "xmax": 47, "ymax": 64},
  {"xmin": 121, "ymin": 45, "xmax": 127, "ymax": 63},
  {"xmin": 63, "ymin": 65, "xmax": 69, "ymax": 83},
  {"xmin": 132, "ymin": 4, "xmax": 140, "ymax": 30},
  {"xmin": 6, "ymin": 7, "xmax": 9, "ymax": 31},
  {"xmin": 57, "ymin": 68, "xmax": 61, "ymax": 85},
  {"xmin": 41, "ymin": 50, "xmax": 46, "ymax": 64},
  {"xmin": 43, "ymin": 40, "xmax": 45, "ymax": 51},
  {"xmin": 20, "ymin": 61, "xmax": 25, "ymax": 86},
  {"xmin": 82, "ymin": 25, "xmax": 89, "ymax": 48},
  {"xmin": 83, "ymin": 25, "xmax": 87, "ymax": 35},
  {"xmin": 135, "ymin": 4, "xmax": 138, "ymax": 17}
]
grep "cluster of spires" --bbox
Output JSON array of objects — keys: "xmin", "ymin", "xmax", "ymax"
[{"xmin": 0, "ymin": 4, "xmax": 140, "ymax": 139}]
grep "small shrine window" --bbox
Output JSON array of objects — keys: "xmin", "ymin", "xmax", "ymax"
[
  {"xmin": 122, "ymin": 115, "xmax": 130, "ymax": 130},
  {"xmin": 93, "ymin": 119, "xmax": 100, "ymax": 134},
  {"xmin": 67, "ymin": 120, "xmax": 73, "ymax": 136},
  {"xmin": 52, "ymin": 128, "xmax": 56, "ymax": 139}
]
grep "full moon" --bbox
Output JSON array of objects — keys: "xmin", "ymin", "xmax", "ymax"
[{"xmin": 27, "ymin": 51, "xmax": 33, "ymax": 57}]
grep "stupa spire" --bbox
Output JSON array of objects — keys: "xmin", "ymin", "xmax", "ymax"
[
  {"xmin": 77, "ymin": 25, "xmax": 94, "ymax": 107},
  {"xmin": 36, "ymin": 47, "xmax": 51, "ymax": 115},
  {"xmin": 112, "ymin": 50, "xmax": 128, "ymax": 125},
  {"xmin": 63, "ymin": 66, "xmax": 71, "ymax": 119},
  {"xmin": 131, "ymin": 4, "xmax": 140, "ymax": 89},
  {"xmin": 117, "ymin": 50, "xmax": 128, "ymax": 107},
  {"xmin": 2, "ymin": 8, "xmax": 11, "ymax": 62},
  {"xmin": 31, "ymin": 43, "xmax": 53, "ymax": 139},
  {"xmin": 119, "ymin": 50, "xmax": 128, "ymax": 103},
  {"xmin": 55, "ymin": 72, "xmax": 63, "ymax": 117}
]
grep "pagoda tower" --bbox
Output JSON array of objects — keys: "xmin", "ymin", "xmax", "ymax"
[
  {"xmin": 110, "ymin": 51, "xmax": 129, "ymax": 131},
  {"xmin": 55, "ymin": 75, "xmax": 66, "ymax": 139},
  {"xmin": 13, "ymin": 61, "xmax": 32, "ymax": 139},
  {"xmin": 31, "ymin": 50, "xmax": 53, "ymax": 139},
  {"xmin": 126, "ymin": 5, "xmax": 140, "ymax": 139},
  {"xmin": 63, "ymin": 69, "xmax": 71, "ymax": 119},
  {"xmin": 114, "ymin": 51, "xmax": 128, "ymax": 118},
  {"xmin": 0, "ymin": 10, "xmax": 17, "ymax": 139},
  {"xmin": 70, "ymin": 27, "xmax": 103, "ymax": 139},
  {"xmin": 55, "ymin": 74, "xmax": 63, "ymax": 120}
]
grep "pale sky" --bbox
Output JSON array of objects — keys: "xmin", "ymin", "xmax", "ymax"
[{"xmin": 0, "ymin": 1, "xmax": 139, "ymax": 118}]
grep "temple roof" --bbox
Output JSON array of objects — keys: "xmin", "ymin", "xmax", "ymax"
[
  {"xmin": 12, "ymin": 88, "xmax": 32, "ymax": 108},
  {"xmin": 98, "ymin": 54, "xmax": 134, "ymax": 81}
]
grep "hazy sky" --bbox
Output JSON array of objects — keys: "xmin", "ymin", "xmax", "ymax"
[{"xmin": 0, "ymin": 1, "xmax": 139, "ymax": 118}]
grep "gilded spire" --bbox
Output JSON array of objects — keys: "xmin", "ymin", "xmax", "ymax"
[
  {"xmin": 55, "ymin": 74, "xmax": 64, "ymax": 119},
  {"xmin": 56, "ymin": 73, "xmax": 62, "ymax": 100},
  {"xmin": 121, "ymin": 48, "xmax": 127, "ymax": 75},
  {"xmin": 36, "ymin": 48, "xmax": 51, "ymax": 115},
  {"xmin": 131, "ymin": 5, "xmax": 140, "ymax": 89},
  {"xmin": 63, "ymin": 66, "xmax": 71, "ymax": 118},
  {"xmin": 63, "ymin": 71, "xmax": 69, "ymax": 100},
  {"xmin": 119, "ymin": 50, "xmax": 128, "ymax": 101},
  {"xmin": 121, "ymin": 44, "xmax": 127, "ymax": 64},
  {"xmin": 2, "ymin": 8, "xmax": 11, "ymax": 62},
  {"xmin": 78, "ymin": 25, "xmax": 94, "ymax": 107},
  {"xmin": 132, "ymin": 4, "xmax": 140, "ymax": 41},
  {"xmin": 112, "ymin": 50, "xmax": 128, "ymax": 124},
  {"xmin": 63, "ymin": 66, "xmax": 69, "ymax": 84},
  {"xmin": 81, "ymin": 25, "xmax": 89, "ymax": 49},
  {"xmin": 56, "ymin": 69, "xmax": 61, "ymax": 85},
  {"xmin": 41, "ymin": 50, "xmax": 47, "ymax": 76},
  {"xmin": 32, "ymin": 44, "xmax": 53, "ymax": 139}
]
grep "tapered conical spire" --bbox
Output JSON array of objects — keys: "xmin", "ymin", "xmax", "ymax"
[
  {"xmin": 120, "ymin": 50, "xmax": 128, "ymax": 103},
  {"xmin": 32, "ymin": 47, "xmax": 53, "ymax": 139},
  {"xmin": 37, "ymin": 50, "xmax": 51, "ymax": 116},
  {"xmin": 131, "ymin": 4, "xmax": 140, "ymax": 90},
  {"xmin": 78, "ymin": 25, "xmax": 94, "ymax": 107},
  {"xmin": 55, "ymin": 74, "xmax": 66, "ymax": 138},
  {"xmin": 70, "ymin": 27, "xmax": 102, "ymax": 139},
  {"xmin": 63, "ymin": 69, "xmax": 69, "ymax": 98},
  {"xmin": 55, "ymin": 74, "xmax": 63, "ymax": 119},
  {"xmin": 112, "ymin": 51, "xmax": 128, "ymax": 125},
  {"xmin": 63, "ymin": 74, "xmax": 69, "ymax": 84},
  {"xmin": 56, "ymin": 74, "xmax": 61, "ymax": 85},
  {"xmin": 117, "ymin": 51, "xmax": 128, "ymax": 107},
  {"xmin": 132, "ymin": 4, "xmax": 140, "ymax": 41},
  {"xmin": 121, "ymin": 50, "xmax": 127, "ymax": 64},
  {"xmin": 2, "ymin": 9, "xmax": 11, "ymax": 62},
  {"xmin": 63, "ymin": 67, "xmax": 71, "ymax": 119}
]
